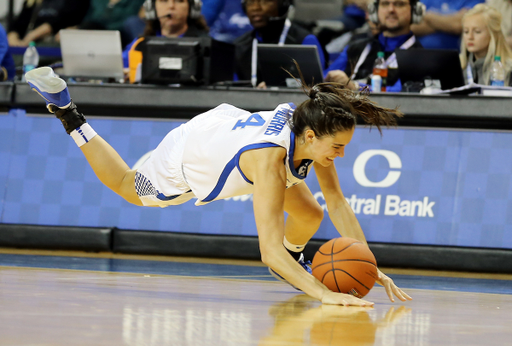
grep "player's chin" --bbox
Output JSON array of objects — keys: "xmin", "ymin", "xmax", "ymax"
[{"xmin": 320, "ymin": 158, "xmax": 334, "ymax": 167}]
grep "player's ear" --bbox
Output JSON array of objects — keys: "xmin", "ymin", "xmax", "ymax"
[{"xmin": 305, "ymin": 129, "xmax": 316, "ymax": 143}]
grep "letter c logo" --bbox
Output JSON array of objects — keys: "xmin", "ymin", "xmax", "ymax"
[{"xmin": 353, "ymin": 150, "xmax": 402, "ymax": 187}]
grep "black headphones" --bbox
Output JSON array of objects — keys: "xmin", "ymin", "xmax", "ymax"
[
  {"xmin": 241, "ymin": 0, "xmax": 291, "ymax": 18},
  {"xmin": 368, "ymin": 0, "xmax": 425, "ymax": 25},
  {"xmin": 144, "ymin": 0, "xmax": 203, "ymax": 20}
]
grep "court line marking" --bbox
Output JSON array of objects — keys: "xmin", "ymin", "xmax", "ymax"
[
  {"xmin": 3, "ymin": 265, "xmax": 512, "ymax": 300},
  {"xmin": 0, "ymin": 265, "xmax": 281, "ymax": 284},
  {"xmin": 380, "ymin": 267, "xmax": 512, "ymax": 281},
  {"xmin": 0, "ymin": 248, "xmax": 266, "ymax": 267},
  {"xmin": 2, "ymin": 248, "xmax": 512, "ymax": 281}
]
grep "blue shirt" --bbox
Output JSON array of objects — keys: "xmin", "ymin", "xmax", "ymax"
[
  {"xmin": 344, "ymin": 4, "xmax": 366, "ymax": 18},
  {"xmin": 209, "ymin": 0, "xmax": 252, "ymax": 44},
  {"xmin": 0, "ymin": 24, "xmax": 15, "ymax": 80},
  {"xmin": 201, "ymin": 0, "xmax": 226, "ymax": 27},
  {"xmin": 419, "ymin": 0, "xmax": 484, "ymax": 49}
]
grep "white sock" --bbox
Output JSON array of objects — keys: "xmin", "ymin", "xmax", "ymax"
[
  {"xmin": 283, "ymin": 236, "xmax": 307, "ymax": 253},
  {"xmin": 70, "ymin": 123, "xmax": 97, "ymax": 147}
]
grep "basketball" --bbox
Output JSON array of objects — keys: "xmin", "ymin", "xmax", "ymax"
[{"xmin": 311, "ymin": 237, "xmax": 378, "ymax": 298}]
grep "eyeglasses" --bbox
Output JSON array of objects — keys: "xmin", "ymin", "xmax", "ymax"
[
  {"xmin": 244, "ymin": 0, "xmax": 276, "ymax": 6},
  {"xmin": 379, "ymin": 1, "xmax": 410, "ymax": 8}
]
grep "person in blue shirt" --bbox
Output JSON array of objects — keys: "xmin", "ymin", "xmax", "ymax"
[
  {"xmin": 325, "ymin": 0, "xmax": 424, "ymax": 92},
  {"xmin": 0, "ymin": 24, "xmax": 15, "ymax": 81},
  {"xmin": 234, "ymin": 0, "xmax": 326, "ymax": 84},
  {"xmin": 207, "ymin": 0, "xmax": 252, "ymax": 43},
  {"xmin": 411, "ymin": 0, "xmax": 484, "ymax": 50}
]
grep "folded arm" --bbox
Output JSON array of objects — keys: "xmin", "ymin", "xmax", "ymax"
[{"xmin": 423, "ymin": 9, "xmax": 467, "ymax": 35}]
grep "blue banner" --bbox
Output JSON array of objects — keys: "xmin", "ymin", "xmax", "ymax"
[{"xmin": 1, "ymin": 110, "xmax": 511, "ymax": 249}]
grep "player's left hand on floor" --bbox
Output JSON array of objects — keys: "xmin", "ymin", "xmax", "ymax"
[
  {"xmin": 321, "ymin": 291, "xmax": 374, "ymax": 307},
  {"xmin": 376, "ymin": 269, "xmax": 412, "ymax": 303}
]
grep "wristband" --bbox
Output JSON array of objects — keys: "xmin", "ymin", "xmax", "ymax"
[{"xmin": 70, "ymin": 123, "xmax": 97, "ymax": 147}]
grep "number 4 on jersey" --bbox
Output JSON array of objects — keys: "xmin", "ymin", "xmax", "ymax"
[{"xmin": 232, "ymin": 113, "xmax": 265, "ymax": 130}]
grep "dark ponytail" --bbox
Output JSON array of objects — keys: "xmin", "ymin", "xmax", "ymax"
[{"xmin": 289, "ymin": 63, "xmax": 403, "ymax": 138}]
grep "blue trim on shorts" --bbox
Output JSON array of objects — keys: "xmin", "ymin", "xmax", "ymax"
[
  {"xmin": 157, "ymin": 190, "xmax": 192, "ymax": 201},
  {"xmin": 201, "ymin": 143, "xmax": 281, "ymax": 202}
]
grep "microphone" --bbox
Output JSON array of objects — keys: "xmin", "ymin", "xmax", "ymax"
[
  {"xmin": 267, "ymin": 12, "xmax": 288, "ymax": 21},
  {"xmin": 158, "ymin": 13, "xmax": 172, "ymax": 19}
]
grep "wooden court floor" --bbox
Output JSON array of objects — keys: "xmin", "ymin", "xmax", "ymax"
[{"xmin": 1, "ymin": 249, "xmax": 512, "ymax": 346}]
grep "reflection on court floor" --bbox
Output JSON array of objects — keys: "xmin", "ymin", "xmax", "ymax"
[{"xmin": 0, "ymin": 250, "xmax": 511, "ymax": 345}]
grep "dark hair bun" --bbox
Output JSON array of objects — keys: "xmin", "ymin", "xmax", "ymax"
[{"xmin": 309, "ymin": 85, "xmax": 321, "ymax": 100}]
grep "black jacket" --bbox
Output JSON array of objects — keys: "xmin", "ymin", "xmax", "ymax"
[
  {"xmin": 344, "ymin": 34, "xmax": 423, "ymax": 86},
  {"xmin": 9, "ymin": 0, "xmax": 90, "ymax": 38}
]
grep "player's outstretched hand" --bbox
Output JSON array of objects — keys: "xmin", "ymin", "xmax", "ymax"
[
  {"xmin": 321, "ymin": 291, "xmax": 374, "ymax": 307},
  {"xmin": 376, "ymin": 269, "xmax": 412, "ymax": 302}
]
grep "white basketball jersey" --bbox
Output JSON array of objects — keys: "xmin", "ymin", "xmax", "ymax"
[{"xmin": 182, "ymin": 102, "xmax": 313, "ymax": 205}]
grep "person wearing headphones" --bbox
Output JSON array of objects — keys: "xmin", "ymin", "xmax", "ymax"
[
  {"xmin": 325, "ymin": 0, "xmax": 424, "ymax": 92},
  {"xmin": 122, "ymin": 0, "xmax": 209, "ymax": 82},
  {"xmin": 234, "ymin": 0, "xmax": 326, "ymax": 86}
]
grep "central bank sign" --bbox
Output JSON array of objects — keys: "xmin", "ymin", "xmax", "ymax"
[{"xmin": 316, "ymin": 149, "xmax": 435, "ymax": 218}]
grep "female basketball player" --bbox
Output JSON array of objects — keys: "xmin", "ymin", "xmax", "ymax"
[{"xmin": 25, "ymin": 67, "xmax": 412, "ymax": 307}]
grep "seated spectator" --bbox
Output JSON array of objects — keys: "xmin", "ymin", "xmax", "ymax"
[
  {"xmin": 122, "ymin": 0, "xmax": 216, "ymax": 45},
  {"xmin": 0, "ymin": 24, "xmax": 16, "ymax": 80},
  {"xmin": 123, "ymin": 0, "xmax": 209, "ymax": 81},
  {"xmin": 79, "ymin": 0, "xmax": 146, "ymax": 47},
  {"xmin": 486, "ymin": 0, "xmax": 512, "ymax": 48},
  {"xmin": 325, "ymin": 0, "xmax": 423, "ymax": 91},
  {"xmin": 460, "ymin": 4, "xmax": 512, "ymax": 85},
  {"xmin": 411, "ymin": 0, "xmax": 483, "ymax": 49},
  {"xmin": 208, "ymin": 0, "xmax": 252, "ymax": 43},
  {"xmin": 7, "ymin": 0, "xmax": 90, "ymax": 46},
  {"xmin": 234, "ymin": 0, "xmax": 326, "ymax": 85}
]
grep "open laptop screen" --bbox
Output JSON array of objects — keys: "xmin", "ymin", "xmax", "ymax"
[
  {"xmin": 257, "ymin": 44, "xmax": 324, "ymax": 87},
  {"xmin": 59, "ymin": 30, "xmax": 124, "ymax": 79},
  {"xmin": 396, "ymin": 49, "xmax": 465, "ymax": 90}
]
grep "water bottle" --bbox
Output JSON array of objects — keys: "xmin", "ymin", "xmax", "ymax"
[
  {"xmin": 490, "ymin": 55, "xmax": 505, "ymax": 86},
  {"xmin": 371, "ymin": 75, "xmax": 382, "ymax": 93},
  {"xmin": 22, "ymin": 41, "xmax": 39, "ymax": 82},
  {"xmin": 372, "ymin": 51, "xmax": 387, "ymax": 92}
]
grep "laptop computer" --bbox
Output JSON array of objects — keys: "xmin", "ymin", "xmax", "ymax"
[
  {"xmin": 257, "ymin": 44, "xmax": 324, "ymax": 87},
  {"xmin": 59, "ymin": 30, "xmax": 124, "ymax": 80},
  {"xmin": 395, "ymin": 49, "xmax": 465, "ymax": 90}
]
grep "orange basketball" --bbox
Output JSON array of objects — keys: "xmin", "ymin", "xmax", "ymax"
[{"xmin": 311, "ymin": 237, "xmax": 378, "ymax": 298}]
